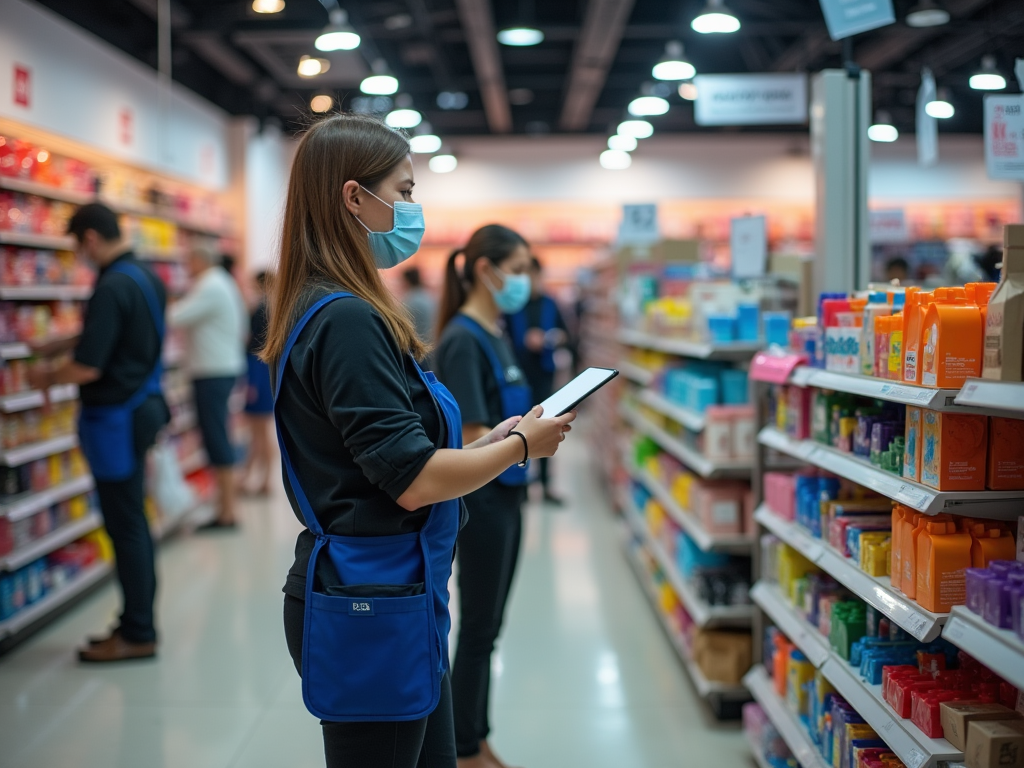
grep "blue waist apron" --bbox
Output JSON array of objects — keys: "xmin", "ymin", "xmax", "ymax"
[
  {"xmin": 275, "ymin": 292, "xmax": 462, "ymax": 722},
  {"xmin": 451, "ymin": 314, "xmax": 532, "ymax": 485},
  {"xmin": 508, "ymin": 296, "xmax": 558, "ymax": 374},
  {"xmin": 77, "ymin": 261, "xmax": 164, "ymax": 482}
]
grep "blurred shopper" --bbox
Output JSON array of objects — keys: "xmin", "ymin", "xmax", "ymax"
[
  {"xmin": 505, "ymin": 256, "xmax": 569, "ymax": 505},
  {"xmin": 263, "ymin": 115, "xmax": 572, "ymax": 768},
  {"xmin": 435, "ymin": 225, "xmax": 535, "ymax": 768},
  {"xmin": 169, "ymin": 246, "xmax": 247, "ymax": 528},
  {"xmin": 885, "ymin": 257, "xmax": 909, "ymax": 284},
  {"xmin": 29, "ymin": 203, "xmax": 169, "ymax": 662},
  {"xmin": 402, "ymin": 266, "xmax": 436, "ymax": 343},
  {"xmin": 240, "ymin": 271, "xmax": 273, "ymax": 495}
]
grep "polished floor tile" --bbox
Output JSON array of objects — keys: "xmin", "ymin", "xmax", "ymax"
[{"xmin": 0, "ymin": 435, "xmax": 749, "ymax": 767}]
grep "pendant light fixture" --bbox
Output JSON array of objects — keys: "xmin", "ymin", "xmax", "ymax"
[
  {"xmin": 867, "ymin": 111, "xmax": 898, "ymax": 142},
  {"xmin": 599, "ymin": 149, "xmax": 632, "ymax": 170},
  {"xmin": 924, "ymin": 88, "xmax": 955, "ymax": 119},
  {"xmin": 310, "ymin": 94, "xmax": 333, "ymax": 113},
  {"xmin": 692, "ymin": 0, "xmax": 740, "ymax": 34},
  {"xmin": 409, "ymin": 124, "xmax": 442, "ymax": 154},
  {"xmin": 252, "ymin": 0, "xmax": 285, "ymax": 13},
  {"xmin": 361, "ymin": 60, "xmax": 399, "ymax": 95},
  {"xmin": 652, "ymin": 41, "xmax": 696, "ymax": 81},
  {"xmin": 315, "ymin": 8, "xmax": 361, "ymax": 52},
  {"xmin": 497, "ymin": 0, "xmax": 544, "ymax": 46},
  {"xmin": 429, "ymin": 154, "xmax": 458, "ymax": 173},
  {"xmin": 608, "ymin": 134, "xmax": 638, "ymax": 151},
  {"xmin": 905, "ymin": 0, "xmax": 949, "ymax": 27},
  {"xmin": 969, "ymin": 56, "xmax": 1006, "ymax": 91},
  {"xmin": 617, "ymin": 120, "xmax": 654, "ymax": 139},
  {"xmin": 385, "ymin": 109, "xmax": 422, "ymax": 129},
  {"xmin": 628, "ymin": 95, "xmax": 670, "ymax": 116},
  {"xmin": 297, "ymin": 55, "xmax": 329, "ymax": 78}
]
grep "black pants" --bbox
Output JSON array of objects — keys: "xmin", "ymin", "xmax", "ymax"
[
  {"xmin": 92, "ymin": 396, "xmax": 167, "ymax": 644},
  {"xmin": 451, "ymin": 483, "xmax": 524, "ymax": 757},
  {"xmin": 283, "ymin": 594, "xmax": 457, "ymax": 768}
]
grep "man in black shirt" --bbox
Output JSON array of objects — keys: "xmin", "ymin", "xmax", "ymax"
[{"xmin": 29, "ymin": 203, "xmax": 168, "ymax": 662}]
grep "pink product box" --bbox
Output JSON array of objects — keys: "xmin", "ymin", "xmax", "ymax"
[
  {"xmin": 691, "ymin": 480, "xmax": 748, "ymax": 535},
  {"xmin": 657, "ymin": 453, "xmax": 684, "ymax": 484},
  {"xmin": 764, "ymin": 472, "xmax": 797, "ymax": 520},
  {"xmin": 743, "ymin": 702, "xmax": 769, "ymax": 741},
  {"xmin": 786, "ymin": 386, "xmax": 813, "ymax": 440},
  {"xmin": 703, "ymin": 405, "xmax": 756, "ymax": 460}
]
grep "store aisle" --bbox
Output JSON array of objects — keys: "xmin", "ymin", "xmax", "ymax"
[{"xmin": 0, "ymin": 435, "xmax": 747, "ymax": 768}]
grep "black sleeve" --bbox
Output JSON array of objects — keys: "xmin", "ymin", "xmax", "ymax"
[
  {"xmin": 302, "ymin": 301, "xmax": 437, "ymax": 500},
  {"xmin": 74, "ymin": 276, "xmax": 125, "ymax": 372},
  {"xmin": 436, "ymin": 328, "xmax": 493, "ymax": 428},
  {"xmin": 553, "ymin": 299, "xmax": 568, "ymax": 333}
]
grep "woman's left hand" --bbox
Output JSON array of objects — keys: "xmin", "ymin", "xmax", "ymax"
[{"xmin": 467, "ymin": 415, "xmax": 523, "ymax": 449}]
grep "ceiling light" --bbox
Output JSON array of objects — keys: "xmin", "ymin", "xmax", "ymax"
[
  {"xmin": 969, "ymin": 55, "xmax": 1006, "ymax": 91},
  {"xmin": 409, "ymin": 134, "xmax": 442, "ymax": 153},
  {"xmin": 310, "ymin": 94, "xmax": 333, "ymax": 113},
  {"xmin": 692, "ymin": 0, "xmax": 740, "ymax": 34},
  {"xmin": 678, "ymin": 82, "xmax": 698, "ymax": 101},
  {"xmin": 925, "ymin": 88, "xmax": 954, "ymax": 119},
  {"xmin": 429, "ymin": 154, "xmax": 458, "ymax": 173},
  {"xmin": 497, "ymin": 27, "xmax": 544, "ymax": 46},
  {"xmin": 599, "ymin": 149, "xmax": 632, "ymax": 170},
  {"xmin": 652, "ymin": 41, "xmax": 696, "ymax": 81},
  {"xmin": 252, "ymin": 0, "xmax": 284, "ymax": 13},
  {"xmin": 628, "ymin": 96, "xmax": 669, "ymax": 116},
  {"xmin": 437, "ymin": 91, "xmax": 469, "ymax": 110},
  {"xmin": 608, "ymin": 134, "xmax": 638, "ymax": 151},
  {"xmin": 905, "ymin": 0, "xmax": 949, "ymax": 27},
  {"xmin": 385, "ymin": 109, "xmax": 422, "ymax": 129},
  {"xmin": 297, "ymin": 56, "xmax": 329, "ymax": 77},
  {"xmin": 361, "ymin": 74, "xmax": 398, "ymax": 95},
  {"xmin": 617, "ymin": 119, "xmax": 654, "ymax": 139},
  {"xmin": 868, "ymin": 111, "xmax": 898, "ymax": 142},
  {"xmin": 315, "ymin": 9, "xmax": 360, "ymax": 52}
]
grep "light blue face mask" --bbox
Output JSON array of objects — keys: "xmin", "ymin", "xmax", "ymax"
[
  {"xmin": 353, "ymin": 185, "xmax": 425, "ymax": 269},
  {"xmin": 485, "ymin": 267, "xmax": 531, "ymax": 314}
]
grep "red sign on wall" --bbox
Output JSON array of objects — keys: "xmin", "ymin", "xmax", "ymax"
[{"xmin": 13, "ymin": 65, "xmax": 30, "ymax": 108}]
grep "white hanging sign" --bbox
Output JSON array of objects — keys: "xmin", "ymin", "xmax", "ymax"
[
  {"xmin": 984, "ymin": 95, "xmax": 1024, "ymax": 181},
  {"xmin": 694, "ymin": 74, "xmax": 808, "ymax": 126},
  {"xmin": 818, "ymin": 0, "xmax": 895, "ymax": 40},
  {"xmin": 618, "ymin": 204, "xmax": 659, "ymax": 245},
  {"xmin": 730, "ymin": 215, "xmax": 767, "ymax": 279}
]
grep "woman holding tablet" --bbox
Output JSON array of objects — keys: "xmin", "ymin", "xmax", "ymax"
[
  {"xmin": 263, "ymin": 115, "xmax": 574, "ymax": 768},
  {"xmin": 434, "ymin": 225, "xmax": 538, "ymax": 768}
]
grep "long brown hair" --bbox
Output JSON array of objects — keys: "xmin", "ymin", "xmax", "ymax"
[
  {"xmin": 436, "ymin": 224, "xmax": 528, "ymax": 337},
  {"xmin": 261, "ymin": 113, "xmax": 425, "ymax": 364}
]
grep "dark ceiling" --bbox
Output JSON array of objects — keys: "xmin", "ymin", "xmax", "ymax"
[{"xmin": 33, "ymin": 0, "xmax": 1024, "ymax": 137}]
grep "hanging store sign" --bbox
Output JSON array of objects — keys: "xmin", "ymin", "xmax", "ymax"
[
  {"xmin": 869, "ymin": 209, "xmax": 909, "ymax": 244},
  {"xmin": 984, "ymin": 95, "xmax": 1024, "ymax": 181},
  {"xmin": 818, "ymin": 0, "xmax": 895, "ymax": 40},
  {"xmin": 618, "ymin": 204, "xmax": 659, "ymax": 245},
  {"xmin": 694, "ymin": 74, "xmax": 807, "ymax": 126},
  {"xmin": 730, "ymin": 215, "xmax": 767, "ymax": 278}
]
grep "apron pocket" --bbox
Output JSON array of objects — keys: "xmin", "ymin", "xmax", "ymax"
[
  {"xmin": 303, "ymin": 588, "xmax": 437, "ymax": 721},
  {"xmin": 326, "ymin": 583, "xmax": 425, "ymax": 598},
  {"xmin": 79, "ymin": 406, "xmax": 136, "ymax": 481}
]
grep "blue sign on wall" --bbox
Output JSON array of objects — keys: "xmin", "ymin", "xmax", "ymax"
[{"xmin": 819, "ymin": 0, "xmax": 895, "ymax": 40}]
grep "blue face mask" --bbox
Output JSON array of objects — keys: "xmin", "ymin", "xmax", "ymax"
[
  {"xmin": 485, "ymin": 267, "xmax": 531, "ymax": 314},
  {"xmin": 354, "ymin": 186, "xmax": 425, "ymax": 269}
]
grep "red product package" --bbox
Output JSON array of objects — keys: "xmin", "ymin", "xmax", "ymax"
[
  {"xmin": 883, "ymin": 665, "xmax": 924, "ymax": 705},
  {"xmin": 892, "ymin": 679, "xmax": 939, "ymax": 719},
  {"xmin": 911, "ymin": 690, "xmax": 969, "ymax": 738}
]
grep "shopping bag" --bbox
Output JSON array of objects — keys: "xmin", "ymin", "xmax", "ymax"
[{"xmin": 148, "ymin": 442, "xmax": 196, "ymax": 521}]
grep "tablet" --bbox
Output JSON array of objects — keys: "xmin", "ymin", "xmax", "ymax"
[{"xmin": 537, "ymin": 367, "xmax": 619, "ymax": 418}]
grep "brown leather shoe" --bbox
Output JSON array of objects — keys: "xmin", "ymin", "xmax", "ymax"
[
  {"xmin": 86, "ymin": 627, "xmax": 120, "ymax": 646},
  {"xmin": 79, "ymin": 632, "xmax": 156, "ymax": 662}
]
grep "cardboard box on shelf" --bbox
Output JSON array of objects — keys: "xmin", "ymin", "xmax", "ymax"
[
  {"xmin": 983, "ymin": 224, "xmax": 1024, "ymax": 382},
  {"xmin": 769, "ymin": 253, "xmax": 815, "ymax": 318},
  {"xmin": 691, "ymin": 629, "xmax": 751, "ymax": 685},
  {"xmin": 965, "ymin": 719, "xmax": 1024, "ymax": 768},
  {"xmin": 652, "ymin": 239, "xmax": 700, "ymax": 263},
  {"xmin": 941, "ymin": 701, "xmax": 1023, "ymax": 751}
]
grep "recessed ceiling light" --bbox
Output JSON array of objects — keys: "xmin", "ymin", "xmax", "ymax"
[
  {"xmin": 497, "ymin": 27, "xmax": 544, "ymax": 46},
  {"xmin": 429, "ymin": 154, "xmax": 458, "ymax": 173},
  {"xmin": 297, "ymin": 56, "xmax": 329, "ymax": 77},
  {"xmin": 252, "ymin": 0, "xmax": 284, "ymax": 13},
  {"xmin": 310, "ymin": 94, "xmax": 333, "ymax": 113}
]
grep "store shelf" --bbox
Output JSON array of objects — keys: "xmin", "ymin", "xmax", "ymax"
[
  {"xmin": 0, "ymin": 383, "xmax": 78, "ymax": 413},
  {"xmin": 754, "ymin": 505, "xmax": 946, "ymax": 642},
  {"xmin": 618, "ymin": 328, "xmax": 762, "ymax": 361},
  {"xmin": 749, "ymin": 582, "xmax": 831, "ymax": 668},
  {"xmin": 743, "ymin": 665, "xmax": 831, "ymax": 768},
  {"xmin": 636, "ymin": 388, "xmax": 706, "ymax": 431},
  {"xmin": 622, "ymin": 491, "xmax": 753, "ymax": 627},
  {"xmin": 0, "ymin": 560, "xmax": 112, "ymax": 641},
  {"xmin": 618, "ymin": 360, "xmax": 655, "ymax": 387},
  {"xmin": 0, "ymin": 176, "xmax": 94, "ymax": 204},
  {"xmin": 942, "ymin": 606, "xmax": 1024, "ymax": 690},
  {"xmin": 629, "ymin": 465, "xmax": 753, "ymax": 552},
  {"xmin": 746, "ymin": 736, "xmax": 773, "ymax": 768},
  {"xmin": 0, "ymin": 342, "xmax": 31, "ymax": 360},
  {"xmin": 0, "ymin": 511, "xmax": 103, "ymax": 571},
  {"xmin": 954, "ymin": 379, "xmax": 1024, "ymax": 416},
  {"xmin": 622, "ymin": 532, "xmax": 750, "ymax": 700},
  {"xmin": 0, "ymin": 434, "xmax": 78, "ymax": 467},
  {"xmin": 788, "ymin": 368, "xmax": 965, "ymax": 410},
  {"xmin": 757, "ymin": 427, "xmax": 1024, "ymax": 519},
  {"xmin": 0, "ymin": 474, "xmax": 95, "ymax": 522},
  {"xmin": 820, "ymin": 655, "xmax": 961, "ymax": 768},
  {"xmin": 0, "ymin": 231, "xmax": 75, "ymax": 250},
  {"xmin": 0, "ymin": 285, "xmax": 92, "ymax": 301},
  {"xmin": 621, "ymin": 403, "xmax": 752, "ymax": 478}
]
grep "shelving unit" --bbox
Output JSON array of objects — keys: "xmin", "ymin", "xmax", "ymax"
[
  {"xmin": 635, "ymin": 388, "xmax": 706, "ymax": 431},
  {"xmin": 0, "ymin": 383, "xmax": 78, "ymax": 413},
  {"xmin": 0, "ymin": 343, "xmax": 31, "ymax": 360},
  {"xmin": 0, "ymin": 434, "xmax": 78, "ymax": 467},
  {"xmin": 0, "ymin": 285, "xmax": 93, "ymax": 301},
  {"xmin": 0, "ymin": 511, "xmax": 103, "ymax": 571},
  {"xmin": 0, "ymin": 474, "xmax": 95, "ymax": 522},
  {"xmin": 617, "ymin": 359, "xmax": 655, "ymax": 387},
  {"xmin": 758, "ymin": 427, "xmax": 1024, "ymax": 519},
  {"xmin": 787, "ymin": 367, "xmax": 964, "ymax": 410},
  {"xmin": 743, "ymin": 665, "xmax": 830, "ymax": 768},
  {"xmin": 0, "ymin": 231, "xmax": 76, "ymax": 250},
  {"xmin": 618, "ymin": 328, "xmax": 763, "ymax": 361},
  {"xmin": 942, "ymin": 606, "xmax": 1024, "ymax": 690},
  {"xmin": 954, "ymin": 378, "xmax": 1024, "ymax": 415},
  {"xmin": 0, "ymin": 561, "xmax": 112, "ymax": 644},
  {"xmin": 750, "ymin": 582, "xmax": 831, "ymax": 667}
]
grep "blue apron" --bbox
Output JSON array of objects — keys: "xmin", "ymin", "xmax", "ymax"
[
  {"xmin": 451, "ymin": 314, "xmax": 531, "ymax": 486},
  {"xmin": 77, "ymin": 261, "xmax": 164, "ymax": 482},
  {"xmin": 508, "ymin": 296, "xmax": 558, "ymax": 374},
  {"xmin": 275, "ymin": 292, "xmax": 462, "ymax": 722}
]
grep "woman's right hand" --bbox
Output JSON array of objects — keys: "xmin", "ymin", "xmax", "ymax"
[{"xmin": 513, "ymin": 405, "xmax": 576, "ymax": 459}]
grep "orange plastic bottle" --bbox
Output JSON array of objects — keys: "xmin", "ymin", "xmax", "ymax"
[
  {"xmin": 967, "ymin": 522, "xmax": 1016, "ymax": 567},
  {"xmin": 890, "ymin": 504, "xmax": 909, "ymax": 593},
  {"xmin": 920, "ymin": 288, "xmax": 983, "ymax": 388},
  {"xmin": 903, "ymin": 289, "xmax": 933, "ymax": 384},
  {"xmin": 916, "ymin": 520, "xmax": 973, "ymax": 612},
  {"xmin": 900, "ymin": 511, "xmax": 928, "ymax": 599}
]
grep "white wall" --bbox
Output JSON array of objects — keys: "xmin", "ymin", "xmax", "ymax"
[
  {"xmin": 240, "ymin": 120, "xmax": 294, "ymax": 273},
  {"xmin": 0, "ymin": 0, "xmax": 229, "ymax": 188}
]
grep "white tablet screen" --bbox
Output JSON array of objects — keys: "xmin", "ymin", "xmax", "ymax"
[{"xmin": 537, "ymin": 367, "xmax": 618, "ymax": 418}]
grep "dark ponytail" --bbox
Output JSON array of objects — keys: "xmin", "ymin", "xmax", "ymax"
[{"xmin": 436, "ymin": 224, "xmax": 528, "ymax": 337}]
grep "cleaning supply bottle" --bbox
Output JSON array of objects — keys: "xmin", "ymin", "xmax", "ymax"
[
  {"xmin": 916, "ymin": 520, "xmax": 973, "ymax": 612},
  {"xmin": 887, "ymin": 293, "xmax": 906, "ymax": 381},
  {"xmin": 920, "ymin": 288, "xmax": 983, "ymax": 388},
  {"xmin": 875, "ymin": 315, "xmax": 892, "ymax": 378},
  {"xmin": 862, "ymin": 292, "xmax": 891, "ymax": 377},
  {"xmin": 902, "ymin": 289, "xmax": 933, "ymax": 384},
  {"xmin": 891, "ymin": 504, "xmax": 907, "ymax": 593},
  {"xmin": 904, "ymin": 512, "xmax": 952, "ymax": 600},
  {"xmin": 967, "ymin": 521, "xmax": 1016, "ymax": 567}
]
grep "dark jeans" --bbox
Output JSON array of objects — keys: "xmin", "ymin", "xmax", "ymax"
[
  {"xmin": 193, "ymin": 376, "xmax": 237, "ymax": 467},
  {"xmin": 283, "ymin": 594, "xmax": 457, "ymax": 768},
  {"xmin": 451, "ymin": 484, "xmax": 524, "ymax": 757},
  {"xmin": 92, "ymin": 396, "xmax": 167, "ymax": 644}
]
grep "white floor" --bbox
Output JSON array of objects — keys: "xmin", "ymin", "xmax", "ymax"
[{"xmin": 0, "ymin": 437, "xmax": 750, "ymax": 768}]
